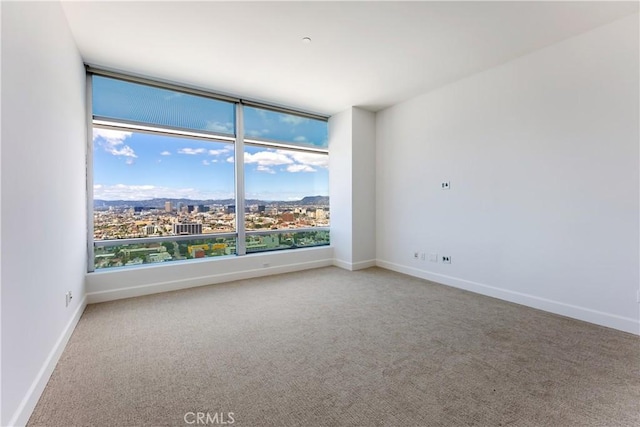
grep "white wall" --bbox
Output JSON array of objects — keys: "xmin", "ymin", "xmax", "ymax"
[
  {"xmin": 330, "ymin": 107, "xmax": 376, "ymax": 270},
  {"xmin": 329, "ymin": 109, "xmax": 353, "ymax": 266},
  {"xmin": 1, "ymin": 2, "xmax": 87, "ymax": 425},
  {"xmin": 376, "ymin": 14, "xmax": 640, "ymax": 334},
  {"xmin": 351, "ymin": 108, "xmax": 376, "ymax": 266}
]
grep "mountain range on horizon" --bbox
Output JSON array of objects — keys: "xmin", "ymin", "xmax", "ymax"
[{"xmin": 94, "ymin": 195, "xmax": 329, "ymax": 209}]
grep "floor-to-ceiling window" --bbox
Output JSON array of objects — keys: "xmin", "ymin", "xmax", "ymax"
[{"xmin": 89, "ymin": 71, "xmax": 329, "ymax": 271}]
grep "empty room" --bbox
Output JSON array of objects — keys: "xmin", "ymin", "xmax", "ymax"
[{"xmin": 1, "ymin": 1, "xmax": 639, "ymax": 426}]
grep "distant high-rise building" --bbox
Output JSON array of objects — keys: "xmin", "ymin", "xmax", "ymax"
[
  {"xmin": 134, "ymin": 206, "xmax": 144, "ymax": 213},
  {"xmin": 258, "ymin": 205, "xmax": 266, "ymax": 213},
  {"xmin": 173, "ymin": 223, "xmax": 203, "ymax": 235},
  {"xmin": 197, "ymin": 204, "xmax": 206, "ymax": 213},
  {"xmin": 187, "ymin": 205, "xmax": 195, "ymax": 213},
  {"xmin": 226, "ymin": 205, "xmax": 236, "ymax": 214},
  {"xmin": 165, "ymin": 201, "xmax": 172, "ymax": 212}
]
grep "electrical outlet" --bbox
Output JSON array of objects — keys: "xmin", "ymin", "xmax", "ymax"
[
  {"xmin": 441, "ymin": 181, "xmax": 451, "ymax": 190},
  {"xmin": 65, "ymin": 291, "xmax": 73, "ymax": 307},
  {"xmin": 429, "ymin": 253, "xmax": 438, "ymax": 262},
  {"xmin": 442, "ymin": 255, "xmax": 451, "ymax": 264},
  {"xmin": 413, "ymin": 251, "xmax": 419, "ymax": 260}
]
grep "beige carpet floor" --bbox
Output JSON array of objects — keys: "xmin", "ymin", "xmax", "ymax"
[{"xmin": 28, "ymin": 267, "xmax": 639, "ymax": 426}]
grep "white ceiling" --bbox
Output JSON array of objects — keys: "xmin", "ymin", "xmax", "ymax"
[{"xmin": 61, "ymin": 1, "xmax": 638, "ymax": 116}]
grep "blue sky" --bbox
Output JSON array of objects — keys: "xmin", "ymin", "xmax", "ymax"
[
  {"xmin": 93, "ymin": 129, "xmax": 329, "ymax": 201},
  {"xmin": 92, "ymin": 75, "xmax": 329, "ymax": 201}
]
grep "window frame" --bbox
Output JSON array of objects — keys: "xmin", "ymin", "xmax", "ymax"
[{"xmin": 86, "ymin": 67, "xmax": 329, "ymax": 273}]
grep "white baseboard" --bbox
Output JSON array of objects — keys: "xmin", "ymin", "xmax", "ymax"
[
  {"xmin": 87, "ymin": 258, "xmax": 334, "ymax": 304},
  {"xmin": 333, "ymin": 259, "xmax": 351, "ymax": 270},
  {"xmin": 333, "ymin": 259, "xmax": 376, "ymax": 271},
  {"xmin": 376, "ymin": 260, "xmax": 640, "ymax": 336},
  {"xmin": 8, "ymin": 297, "xmax": 87, "ymax": 427}
]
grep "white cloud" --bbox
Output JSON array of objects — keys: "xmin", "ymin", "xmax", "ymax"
[
  {"xmin": 200, "ymin": 147, "xmax": 327, "ymax": 175},
  {"xmin": 279, "ymin": 115, "xmax": 308, "ymax": 126},
  {"xmin": 93, "ymin": 128, "xmax": 132, "ymax": 144},
  {"xmin": 178, "ymin": 148, "xmax": 206, "ymax": 155},
  {"xmin": 93, "ymin": 184, "xmax": 234, "ymax": 201},
  {"xmin": 205, "ymin": 121, "xmax": 233, "ymax": 134},
  {"xmin": 244, "ymin": 151, "xmax": 293, "ymax": 167},
  {"xmin": 294, "ymin": 136, "xmax": 307, "ymax": 142},
  {"xmin": 237, "ymin": 149, "xmax": 329, "ymax": 174},
  {"xmin": 160, "ymin": 151, "xmax": 171, "ymax": 156},
  {"xmin": 93, "ymin": 128, "xmax": 137, "ymax": 158},
  {"xmin": 280, "ymin": 150, "xmax": 328, "ymax": 169},
  {"xmin": 257, "ymin": 165, "xmax": 276, "ymax": 174},
  {"xmin": 125, "ymin": 158, "xmax": 135, "ymax": 165},
  {"xmin": 286, "ymin": 164, "xmax": 316, "ymax": 173},
  {"xmin": 208, "ymin": 146, "xmax": 232, "ymax": 156},
  {"xmin": 112, "ymin": 146, "xmax": 137, "ymax": 158}
]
